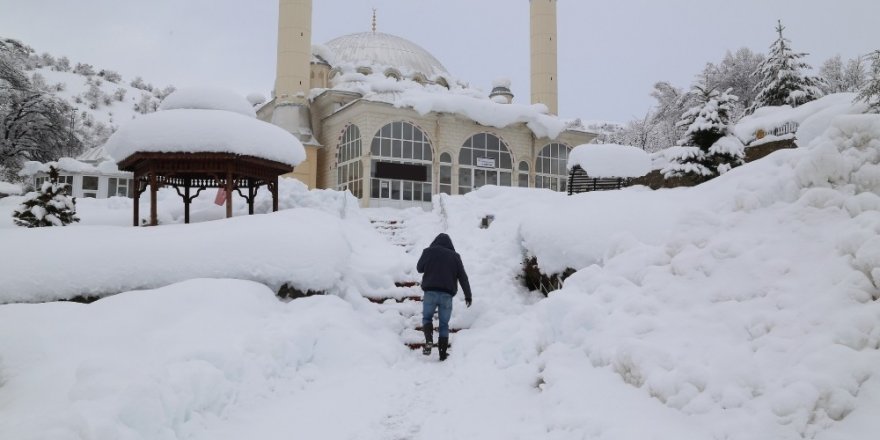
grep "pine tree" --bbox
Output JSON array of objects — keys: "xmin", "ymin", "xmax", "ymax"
[
  {"xmin": 664, "ymin": 79, "xmax": 743, "ymax": 179},
  {"xmin": 12, "ymin": 166, "xmax": 80, "ymax": 228},
  {"xmin": 855, "ymin": 50, "xmax": 880, "ymax": 114},
  {"xmin": 750, "ymin": 20, "xmax": 823, "ymax": 112}
]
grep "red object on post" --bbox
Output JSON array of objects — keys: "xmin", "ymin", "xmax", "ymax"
[{"xmin": 214, "ymin": 188, "xmax": 228, "ymax": 206}]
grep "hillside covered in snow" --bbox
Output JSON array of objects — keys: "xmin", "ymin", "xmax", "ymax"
[
  {"xmin": 0, "ymin": 113, "xmax": 878, "ymax": 439},
  {"xmin": 15, "ymin": 46, "xmax": 177, "ymax": 150}
]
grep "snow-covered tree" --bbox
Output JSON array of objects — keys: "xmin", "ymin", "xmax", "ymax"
[
  {"xmin": 750, "ymin": 20, "xmax": 823, "ymax": 112},
  {"xmin": 12, "ymin": 166, "xmax": 79, "ymax": 228},
  {"xmin": 665, "ymin": 79, "xmax": 743, "ymax": 179},
  {"xmin": 819, "ymin": 54, "xmax": 868, "ymax": 94},
  {"xmin": 1, "ymin": 43, "xmax": 81, "ymax": 180},
  {"xmin": 99, "ymin": 69, "xmax": 122, "ymax": 84},
  {"xmin": 855, "ymin": 50, "xmax": 880, "ymax": 114},
  {"xmin": 133, "ymin": 92, "xmax": 159, "ymax": 114},
  {"xmin": 113, "ymin": 88, "xmax": 126, "ymax": 102},
  {"xmin": 708, "ymin": 48, "xmax": 764, "ymax": 112},
  {"xmin": 819, "ymin": 55, "xmax": 847, "ymax": 94},
  {"xmin": 54, "ymin": 56, "xmax": 71, "ymax": 72},
  {"xmin": 84, "ymin": 84, "xmax": 103, "ymax": 109},
  {"xmin": 72, "ymin": 62, "xmax": 95, "ymax": 77},
  {"xmin": 843, "ymin": 57, "xmax": 867, "ymax": 92}
]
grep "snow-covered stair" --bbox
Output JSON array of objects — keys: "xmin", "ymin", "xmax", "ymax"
[{"xmin": 369, "ymin": 279, "xmax": 466, "ymax": 351}]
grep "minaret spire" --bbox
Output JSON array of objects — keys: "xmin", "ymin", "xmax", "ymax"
[{"xmin": 372, "ymin": 8, "xmax": 377, "ymax": 33}]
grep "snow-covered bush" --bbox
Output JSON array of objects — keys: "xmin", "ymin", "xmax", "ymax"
[
  {"xmin": 12, "ymin": 166, "xmax": 79, "ymax": 228},
  {"xmin": 72, "ymin": 62, "xmax": 95, "ymax": 77},
  {"xmin": 53, "ymin": 56, "xmax": 70, "ymax": 72},
  {"xmin": 99, "ymin": 69, "xmax": 122, "ymax": 84}
]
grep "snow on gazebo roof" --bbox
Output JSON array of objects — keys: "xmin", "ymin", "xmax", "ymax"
[
  {"xmin": 568, "ymin": 144, "xmax": 652, "ymax": 178},
  {"xmin": 159, "ymin": 86, "xmax": 258, "ymax": 118},
  {"xmin": 105, "ymin": 88, "xmax": 305, "ymax": 167}
]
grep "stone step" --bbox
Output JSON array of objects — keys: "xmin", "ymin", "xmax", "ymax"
[
  {"xmin": 406, "ymin": 342, "xmax": 452, "ymax": 351},
  {"xmin": 365, "ymin": 295, "xmax": 422, "ymax": 304},
  {"xmin": 414, "ymin": 325, "xmax": 463, "ymax": 334}
]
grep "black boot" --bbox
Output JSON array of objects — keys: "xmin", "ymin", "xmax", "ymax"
[
  {"xmin": 422, "ymin": 323, "xmax": 433, "ymax": 356},
  {"xmin": 438, "ymin": 336, "xmax": 449, "ymax": 361}
]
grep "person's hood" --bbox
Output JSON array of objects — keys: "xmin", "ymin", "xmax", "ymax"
[{"xmin": 430, "ymin": 233, "xmax": 455, "ymax": 251}]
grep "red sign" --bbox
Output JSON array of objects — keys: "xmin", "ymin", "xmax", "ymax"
[{"xmin": 214, "ymin": 188, "xmax": 228, "ymax": 206}]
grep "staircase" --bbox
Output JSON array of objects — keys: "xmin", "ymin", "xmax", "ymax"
[
  {"xmin": 365, "ymin": 213, "xmax": 464, "ymax": 353},
  {"xmin": 369, "ymin": 218, "xmax": 415, "ymax": 252},
  {"xmin": 366, "ymin": 280, "xmax": 465, "ymax": 352}
]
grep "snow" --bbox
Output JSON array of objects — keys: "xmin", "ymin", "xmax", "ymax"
[
  {"xmin": 734, "ymin": 93, "xmax": 868, "ymax": 145},
  {"xmin": 0, "ymin": 182, "xmax": 22, "ymax": 195},
  {"xmin": 17, "ymin": 158, "xmax": 131, "ymax": 178},
  {"xmin": 104, "ymin": 108, "xmax": 306, "ymax": 167},
  {"xmin": 321, "ymin": 69, "xmax": 585, "ymax": 140},
  {"xmin": 32, "ymin": 67, "xmax": 147, "ymax": 129},
  {"xmin": 568, "ymin": 144, "xmax": 652, "ymax": 177},
  {"xmin": 492, "ymin": 77, "xmax": 512, "ymax": 89},
  {"xmin": 1, "ymin": 115, "xmax": 880, "ymax": 439},
  {"xmin": 749, "ymin": 132, "xmax": 796, "ymax": 147},
  {"xmin": 159, "ymin": 87, "xmax": 258, "ymax": 118}
]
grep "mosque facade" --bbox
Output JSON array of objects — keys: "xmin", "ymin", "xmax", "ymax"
[{"xmin": 258, "ymin": 0, "xmax": 596, "ymax": 209}]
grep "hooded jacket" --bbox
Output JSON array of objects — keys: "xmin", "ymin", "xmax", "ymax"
[{"xmin": 417, "ymin": 233, "xmax": 472, "ymax": 300}]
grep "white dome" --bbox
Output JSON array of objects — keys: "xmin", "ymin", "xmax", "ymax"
[
  {"xmin": 325, "ymin": 32, "xmax": 449, "ymax": 78},
  {"xmin": 159, "ymin": 87, "xmax": 257, "ymax": 118}
]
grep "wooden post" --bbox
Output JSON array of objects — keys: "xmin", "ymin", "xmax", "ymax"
[
  {"xmin": 225, "ymin": 168, "xmax": 233, "ymax": 219},
  {"xmin": 149, "ymin": 169, "xmax": 158, "ymax": 226},
  {"xmin": 272, "ymin": 179, "xmax": 279, "ymax": 212},
  {"xmin": 247, "ymin": 179, "xmax": 254, "ymax": 215},
  {"xmin": 184, "ymin": 178, "xmax": 191, "ymax": 224},
  {"xmin": 133, "ymin": 171, "xmax": 140, "ymax": 226}
]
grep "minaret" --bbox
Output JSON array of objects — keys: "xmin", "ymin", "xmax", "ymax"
[
  {"xmin": 272, "ymin": 0, "xmax": 318, "ymax": 188},
  {"xmin": 530, "ymin": 0, "xmax": 558, "ymax": 115},
  {"xmin": 275, "ymin": 0, "xmax": 312, "ymax": 104}
]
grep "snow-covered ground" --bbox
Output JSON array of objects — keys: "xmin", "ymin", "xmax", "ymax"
[{"xmin": 1, "ymin": 115, "xmax": 879, "ymax": 439}]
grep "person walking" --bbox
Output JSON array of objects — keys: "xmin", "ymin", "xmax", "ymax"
[{"xmin": 417, "ymin": 233, "xmax": 472, "ymax": 361}]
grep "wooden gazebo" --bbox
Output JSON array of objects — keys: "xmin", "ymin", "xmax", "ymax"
[{"xmin": 118, "ymin": 152, "xmax": 292, "ymax": 226}]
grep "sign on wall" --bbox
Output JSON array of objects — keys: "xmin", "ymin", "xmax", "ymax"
[{"xmin": 476, "ymin": 157, "xmax": 496, "ymax": 169}]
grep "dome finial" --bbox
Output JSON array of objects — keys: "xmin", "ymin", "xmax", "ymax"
[{"xmin": 372, "ymin": 8, "xmax": 377, "ymax": 33}]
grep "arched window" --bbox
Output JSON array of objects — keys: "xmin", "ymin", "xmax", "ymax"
[
  {"xmin": 458, "ymin": 133, "xmax": 513, "ymax": 195},
  {"xmin": 439, "ymin": 152, "xmax": 452, "ymax": 195},
  {"xmin": 518, "ymin": 161, "xmax": 530, "ymax": 187},
  {"xmin": 535, "ymin": 143, "xmax": 571, "ymax": 192},
  {"xmin": 370, "ymin": 121, "xmax": 433, "ymax": 203},
  {"xmin": 337, "ymin": 124, "xmax": 363, "ymax": 198}
]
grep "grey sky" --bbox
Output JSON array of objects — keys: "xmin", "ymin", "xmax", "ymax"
[{"xmin": 1, "ymin": 0, "xmax": 877, "ymax": 123}]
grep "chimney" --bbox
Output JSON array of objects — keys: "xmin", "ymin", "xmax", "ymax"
[
  {"xmin": 275, "ymin": 0, "xmax": 312, "ymax": 105},
  {"xmin": 530, "ymin": 0, "xmax": 558, "ymax": 115},
  {"xmin": 489, "ymin": 78, "xmax": 514, "ymax": 104}
]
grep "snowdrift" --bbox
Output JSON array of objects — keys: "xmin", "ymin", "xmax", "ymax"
[{"xmin": 0, "ymin": 115, "xmax": 879, "ymax": 439}]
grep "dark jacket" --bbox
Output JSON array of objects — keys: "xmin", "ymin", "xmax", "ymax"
[{"xmin": 417, "ymin": 233, "xmax": 472, "ymax": 300}]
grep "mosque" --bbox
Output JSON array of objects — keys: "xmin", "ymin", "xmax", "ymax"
[{"xmin": 258, "ymin": 0, "xmax": 596, "ymax": 208}]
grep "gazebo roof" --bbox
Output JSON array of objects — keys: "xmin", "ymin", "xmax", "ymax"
[
  {"xmin": 159, "ymin": 86, "xmax": 258, "ymax": 118},
  {"xmin": 568, "ymin": 144, "xmax": 652, "ymax": 178},
  {"xmin": 104, "ymin": 109, "xmax": 306, "ymax": 167}
]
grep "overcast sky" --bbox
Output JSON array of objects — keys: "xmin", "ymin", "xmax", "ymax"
[{"xmin": 1, "ymin": 0, "xmax": 877, "ymax": 123}]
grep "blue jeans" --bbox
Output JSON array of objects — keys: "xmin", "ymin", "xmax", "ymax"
[{"xmin": 422, "ymin": 291, "xmax": 453, "ymax": 338}]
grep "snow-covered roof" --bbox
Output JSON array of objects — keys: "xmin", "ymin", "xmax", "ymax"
[
  {"xmin": 104, "ymin": 108, "xmax": 305, "ymax": 167},
  {"xmin": 18, "ymin": 158, "xmax": 130, "ymax": 178},
  {"xmin": 733, "ymin": 93, "xmax": 868, "ymax": 147},
  {"xmin": 326, "ymin": 32, "xmax": 449, "ymax": 79},
  {"xmin": 159, "ymin": 87, "xmax": 257, "ymax": 118},
  {"xmin": 317, "ymin": 70, "xmax": 586, "ymax": 140},
  {"xmin": 0, "ymin": 182, "xmax": 22, "ymax": 195},
  {"xmin": 568, "ymin": 144, "xmax": 652, "ymax": 177},
  {"xmin": 77, "ymin": 145, "xmax": 110, "ymax": 163}
]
